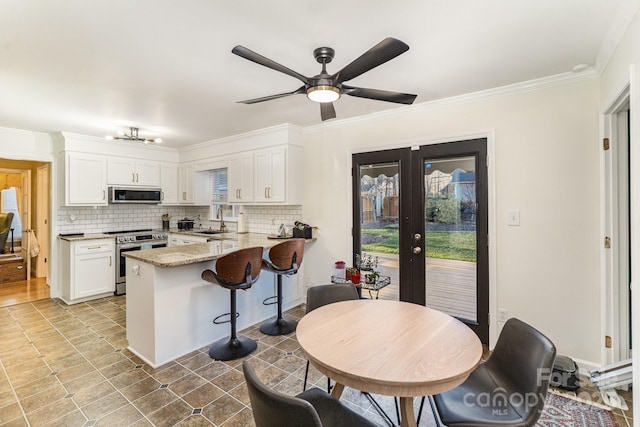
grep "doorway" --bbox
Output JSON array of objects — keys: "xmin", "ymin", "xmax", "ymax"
[
  {"xmin": 352, "ymin": 138, "xmax": 489, "ymax": 343},
  {"xmin": 0, "ymin": 159, "xmax": 51, "ymax": 307}
]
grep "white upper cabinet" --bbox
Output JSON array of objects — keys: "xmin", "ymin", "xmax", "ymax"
[
  {"xmin": 178, "ymin": 163, "xmax": 194, "ymax": 203},
  {"xmin": 228, "ymin": 154, "xmax": 254, "ymax": 203},
  {"xmin": 254, "ymin": 145, "xmax": 302, "ymax": 204},
  {"xmin": 107, "ymin": 157, "xmax": 160, "ymax": 187},
  {"xmin": 66, "ymin": 152, "xmax": 108, "ymax": 206},
  {"xmin": 179, "ymin": 163, "xmax": 210, "ymax": 205},
  {"xmin": 254, "ymin": 147, "xmax": 286, "ymax": 203},
  {"xmin": 160, "ymin": 163, "xmax": 179, "ymax": 204}
]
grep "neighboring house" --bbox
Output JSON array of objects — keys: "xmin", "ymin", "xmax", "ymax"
[{"xmin": 443, "ymin": 170, "xmax": 476, "ymax": 203}]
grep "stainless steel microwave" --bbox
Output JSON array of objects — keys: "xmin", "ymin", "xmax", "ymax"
[{"xmin": 108, "ymin": 187, "xmax": 162, "ymax": 204}]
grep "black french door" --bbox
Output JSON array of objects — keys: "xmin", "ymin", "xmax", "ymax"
[{"xmin": 352, "ymin": 138, "xmax": 489, "ymax": 343}]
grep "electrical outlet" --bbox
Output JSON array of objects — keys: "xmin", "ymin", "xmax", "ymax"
[{"xmin": 498, "ymin": 308, "xmax": 508, "ymax": 322}]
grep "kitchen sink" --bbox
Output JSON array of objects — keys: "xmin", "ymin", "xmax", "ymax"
[{"xmin": 196, "ymin": 230, "xmax": 225, "ymax": 235}]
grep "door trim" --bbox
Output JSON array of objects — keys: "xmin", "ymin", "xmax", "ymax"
[
  {"xmin": 348, "ymin": 132, "xmax": 497, "ymax": 346},
  {"xmin": 601, "ymin": 85, "xmax": 631, "ymax": 366}
]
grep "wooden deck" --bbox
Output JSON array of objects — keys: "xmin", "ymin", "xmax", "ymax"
[{"xmin": 370, "ymin": 253, "xmax": 477, "ymax": 322}]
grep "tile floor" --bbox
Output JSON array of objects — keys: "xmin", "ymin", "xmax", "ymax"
[{"xmin": 0, "ymin": 295, "xmax": 634, "ymax": 426}]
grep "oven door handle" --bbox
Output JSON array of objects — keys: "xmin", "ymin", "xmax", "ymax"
[{"xmin": 118, "ymin": 243, "xmax": 143, "ymax": 250}]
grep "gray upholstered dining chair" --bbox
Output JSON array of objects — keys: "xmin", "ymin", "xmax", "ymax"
[
  {"xmin": 426, "ymin": 318, "xmax": 556, "ymax": 427},
  {"xmin": 243, "ymin": 360, "xmax": 380, "ymax": 427},
  {"xmin": 303, "ymin": 283, "xmax": 360, "ymax": 392}
]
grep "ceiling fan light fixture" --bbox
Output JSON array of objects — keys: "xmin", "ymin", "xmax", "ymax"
[
  {"xmin": 306, "ymin": 85, "xmax": 341, "ymax": 103},
  {"xmin": 105, "ymin": 127, "xmax": 162, "ymax": 144}
]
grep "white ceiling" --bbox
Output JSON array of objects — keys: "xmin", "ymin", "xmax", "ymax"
[{"xmin": 0, "ymin": 0, "xmax": 635, "ymax": 147}]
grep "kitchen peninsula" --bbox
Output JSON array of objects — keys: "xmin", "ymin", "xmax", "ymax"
[{"xmin": 123, "ymin": 234, "xmax": 309, "ymax": 367}]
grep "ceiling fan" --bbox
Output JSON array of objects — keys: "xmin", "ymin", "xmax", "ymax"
[{"xmin": 232, "ymin": 37, "xmax": 417, "ymax": 121}]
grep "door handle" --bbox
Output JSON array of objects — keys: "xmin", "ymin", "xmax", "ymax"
[
  {"xmin": 264, "ymin": 187, "xmax": 268, "ymax": 199},
  {"xmin": 136, "ymin": 173, "xmax": 139, "ymax": 182},
  {"xmin": 132, "ymin": 172, "xmax": 135, "ymax": 182},
  {"xmin": 414, "ymin": 233, "xmax": 422, "ymax": 242},
  {"xmin": 412, "ymin": 246, "xmax": 422, "ymax": 254},
  {"xmin": 109, "ymin": 256, "xmax": 112, "ymax": 266},
  {"xmin": 103, "ymin": 190, "xmax": 106, "ymax": 200}
]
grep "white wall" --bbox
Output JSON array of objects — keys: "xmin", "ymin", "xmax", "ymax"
[{"xmin": 301, "ymin": 78, "xmax": 602, "ymax": 365}]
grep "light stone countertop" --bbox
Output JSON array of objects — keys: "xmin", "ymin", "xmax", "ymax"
[
  {"xmin": 167, "ymin": 229, "xmax": 235, "ymax": 240},
  {"xmin": 123, "ymin": 233, "xmax": 314, "ymax": 267},
  {"xmin": 58, "ymin": 234, "xmax": 115, "ymax": 242}
]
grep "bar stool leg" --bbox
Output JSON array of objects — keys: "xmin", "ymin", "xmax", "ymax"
[
  {"xmin": 209, "ymin": 289, "xmax": 257, "ymax": 361},
  {"xmin": 260, "ymin": 274, "xmax": 298, "ymax": 336}
]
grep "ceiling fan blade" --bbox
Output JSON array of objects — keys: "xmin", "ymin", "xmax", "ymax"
[
  {"xmin": 232, "ymin": 46, "xmax": 309, "ymax": 84},
  {"xmin": 238, "ymin": 86, "xmax": 306, "ymax": 104},
  {"xmin": 332, "ymin": 38, "xmax": 410, "ymax": 84},
  {"xmin": 320, "ymin": 102, "xmax": 336, "ymax": 121},
  {"xmin": 342, "ymin": 85, "xmax": 417, "ymax": 105}
]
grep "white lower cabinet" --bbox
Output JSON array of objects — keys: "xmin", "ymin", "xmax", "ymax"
[{"xmin": 60, "ymin": 238, "xmax": 115, "ymax": 304}]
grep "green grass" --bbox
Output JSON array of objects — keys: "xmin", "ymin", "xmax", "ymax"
[{"xmin": 361, "ymin": 227, "xmax": 477, "ymax": 262}]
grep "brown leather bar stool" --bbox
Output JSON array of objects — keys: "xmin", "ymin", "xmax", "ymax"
[
  {"xmin": 260, "ymin": 238, "xmax": 305, "ymax": 335},
  {"xmin": 201, "ymin": 246, "xmax": 264, "ymax": 361}
]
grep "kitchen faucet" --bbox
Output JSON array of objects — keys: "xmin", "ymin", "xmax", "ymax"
[{"xmin": 217, "ymin": 206, "xmax": 227, "ymax": 232}]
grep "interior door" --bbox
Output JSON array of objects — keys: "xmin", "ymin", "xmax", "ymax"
[{"xmin": 353, "ymin": 139, "xmax": 489, "ymax": 343}]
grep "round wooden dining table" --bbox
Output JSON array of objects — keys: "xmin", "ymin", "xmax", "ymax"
[{"xmin": 297, "ymin": 299, "xmax": 482, "ymax": 427}]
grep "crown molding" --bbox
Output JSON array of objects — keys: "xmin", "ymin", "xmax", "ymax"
[
  {"xmin": 180, "ymin": 123, "xmax": 303, "ymax": 153},
  {"xmin": 304, "ymin": 69, "xmax": 600, "ymax": 134}
]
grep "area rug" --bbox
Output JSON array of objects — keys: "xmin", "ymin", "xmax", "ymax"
[{"xmin": 536, "ymin": 391, "xmax": 618, "ymax": 426}]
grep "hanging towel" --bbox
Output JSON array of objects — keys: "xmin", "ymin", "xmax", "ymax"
[{"xmin": 28, "ymin": 230, "xmax": 40, "ymax": 257}]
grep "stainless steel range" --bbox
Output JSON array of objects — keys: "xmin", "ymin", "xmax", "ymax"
[{"xmin": 106, "ymin": 229, "xmax": 168, "ymax": 295}]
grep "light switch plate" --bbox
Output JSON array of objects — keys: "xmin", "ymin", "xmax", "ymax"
[{"xmin": 507, "ymin": 210, "xmax": 520, "ymax": 226}]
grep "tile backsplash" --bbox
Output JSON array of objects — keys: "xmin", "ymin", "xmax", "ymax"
[
  {"xmin": 242, "ymin": 205, "xmax": 302, "ymax": 235},
  {"xmin": 56, "ymin": 204, "xmax": 303, "ymax": 235}
]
